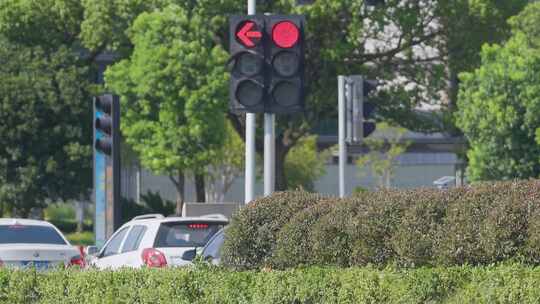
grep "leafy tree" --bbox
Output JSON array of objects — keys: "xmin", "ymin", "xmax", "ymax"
[
  {"xmin": 80, "ymin": 0, "xmax": 528, "ymax": 190},
  {"xmin": 285, "ymin": 136, "xmax": 330, "ymax": 191},
  {"xmin": 434, "ymin": 1, "xmax": 529, "ymax": 131},
  {"xmin": 0, "ymin": 42, "xmax": 93, "ymax": 216},
  {"xmin": 105, "ymin": 5, "xmax": 229, "ymax": 213},
  {"xmin": 456, "ymin": 2, "xmax": 540, "ymax": 181},
  {"xmin": 0, "ymin": 0, "xmax": 97, "ymax": 216},
  {"xmin": 205, "ymin": 122, "xmax": 244, "ymax": 203},
  {"xmin": 356, "ymin": 123, "xmax": 410, "ymax": 189}
]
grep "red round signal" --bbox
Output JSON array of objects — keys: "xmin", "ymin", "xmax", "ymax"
[{"xmin": 272, "ymin": 21, "xmax": 300, "ymax": 48}]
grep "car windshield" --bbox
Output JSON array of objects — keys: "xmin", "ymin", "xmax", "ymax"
[
  {"xmin": 0, "ymin": 225, "xmax": 66, "ymax": 245},
  {"xmin": 154, "ymin": 221, "xmax": 226, "ymax": 248}
]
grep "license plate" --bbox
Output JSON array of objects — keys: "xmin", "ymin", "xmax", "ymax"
[{"xmin": 21, "ymin": 261, "xmax": 51, "ymax": 270}]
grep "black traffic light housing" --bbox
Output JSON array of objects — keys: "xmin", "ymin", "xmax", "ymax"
[
  {"xmin": 94, "ymin": 94, "xmax": 120, "ymax": 156},
  {"xmin": 228, "ymin": 15, "xmax": 305, "ymax": 114},
  {"xmin": 346, "ymin": 76, "xmax": 378, "ymax": 144},
  {"xmin": 266, "ymin": 15, "xmax": 305, "ymax": 114},
  {"xmin": 229, "ymin": 15, "xmax": 266, "ymax": 113},
  {"xmin": 93, "ymin": 93, "xmax": 121, "ymax": 231},
  {"xmin": 361, "ymin": 78, "xmax": 378, "ymax": 138}
]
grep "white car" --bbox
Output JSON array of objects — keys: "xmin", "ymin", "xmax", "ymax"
[
  {"xmin": 0, "ymin": 218, "xmax": 84, "ymax": 269},
  {"xmin": 87, "ymin": 214, "xmax": 228, "ymax": 269}
]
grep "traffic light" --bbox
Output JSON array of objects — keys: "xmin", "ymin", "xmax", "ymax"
[
  {"xmin": 229, "ymin": 15, "xmax": 266, "ymax": 113},
  {"xmin": 93, "ymin": 93, "xmax": 121, "ymax": 233},
  {"xmin": 93, "ymin": 94, "xmax": 120, "ymax": 156},
  {"xmin": 346, "ymin": 76, "xmax": 377, "ymax": 143},
  {"xmin": 359, "ymin": 77, "xmax": 377, "ymax": 138},
  {"xmin": 266, "ymin": 15, "xmax": 305, "ymax": 114},
  {"xmin": 228, "ymin": 15, "xmax": 305, "ymax": 114}
]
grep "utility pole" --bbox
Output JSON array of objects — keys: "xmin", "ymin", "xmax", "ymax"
[
  {"xmin": 245, "ymin": 0, "xmax": 256, "ymax": 203},
  {"xmin": 338, "ymin": 76, "xmax": 346, "ymax": 198}
]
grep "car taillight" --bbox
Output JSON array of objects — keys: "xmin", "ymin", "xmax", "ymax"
[
  {"xmin": 69, "ymin": 255, "xmax": 85, "ymax": 267},
  {"xmin": 142, "ymin": 248, "xmax": 167, "ymax": 268}
]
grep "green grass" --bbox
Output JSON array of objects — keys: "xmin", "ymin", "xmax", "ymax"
[{"xmin": 65, "ymin": 231, "xmax": 94, "ymax": 246}]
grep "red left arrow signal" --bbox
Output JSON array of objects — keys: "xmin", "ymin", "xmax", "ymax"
[{"xmin": 236, "ymin": 21, "xmax": 262, "ymax": 48}]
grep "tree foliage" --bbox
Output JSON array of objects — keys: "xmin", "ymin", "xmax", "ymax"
[
  {"xmin": 356, "ymin": 123, "xmax": 411, "ymax": 189},
  {"xmin": 105, "ymin": 5, "xmax": 229, "ymax": 207},
  {"xmin": 0, "ymin": 0, "xmax": 93, "ymax": 216},
  {"xmin": 205, "ymin": 122, "xmax": 244, "ymax": 203},
  {"xmin": 79, "ymin": 0, "xmax": 528, "ymax": 189},
  {"xmin": 0, "ymin": 43, "xmax": 93, "ymax": 216},
  {"xmin": 285, "ymin": 136, "xmax": 330, "ymax": 191},
  {"xmin": 456, "ymin": 2, "xmax": 540, "ymax": 181}
]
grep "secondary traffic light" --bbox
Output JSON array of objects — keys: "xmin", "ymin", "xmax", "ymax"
[
  {"xmin": 346, "ymin": 76, "xmax": 377, "ymax": 143},
  {"xmin": 266, "ymin": 15, "xmax": 305, "ymax": 114},
  {"xmin": 228, "ymin": 15, "xmax": 305, "ymax": 114},
  {"xmin": 93, "ymin": 94, "xmax": 120, "ymax": 156},
  {"xmin": 360, "ymin": 77, "xmax": 377, "ymax": 138},
  {"xmin": 229, "ymin": 15, "xmax": 266, "ymax": 113}
]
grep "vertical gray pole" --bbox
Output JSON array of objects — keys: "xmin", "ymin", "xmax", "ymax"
[
  {"xmin": 245, "ymin": 0, "xmax": 256, "ymax": 204},
  {"xmin": 264, "ymin": 113, "xmax": 275, "ymax": 196},
  {"xmin": 338, "ymin": 76, "xmax": 347, "ymax": 198}
]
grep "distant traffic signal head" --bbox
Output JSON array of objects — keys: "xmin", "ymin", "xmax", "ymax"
[
  {"xmin": 93, "ymin": 94, "xmax": 119, "ymax": 156},
  {"xmin": 360, "ymin": 78, "xmax": 378, "ymax": 138}
]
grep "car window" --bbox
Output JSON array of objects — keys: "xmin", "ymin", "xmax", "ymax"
[
  {"xmin": 154, "ymin": 222, "xmax": 226, "ymax": 248},
  {"xmin": 202, "ymin": 229, "xmax": 225, "ymax": 259},
  {"xmin": 101, "ymin": 227, "xmax": 129, "ymax": 257},
  {"xmin": 0, "ymin": 225, "xmax": 66, "ymax": 245},
  {"xmin": 121, "ymin": 225, "xmax": 147, "ymax": 253}
]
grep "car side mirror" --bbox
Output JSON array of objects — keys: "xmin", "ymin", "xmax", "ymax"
[
  {"xmin": 181, "ymin": 249, "xmax": 197, "ymax": 261},
  {"xmin": 85, "ymin": 246, "xmax": 99, "ymax": 256}
]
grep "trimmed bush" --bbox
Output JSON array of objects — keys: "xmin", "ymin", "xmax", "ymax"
[
  {"xmin": 271, "ymin": 198, "xmax": 350, "ymax": 268},
  {"xmin": 222, "ymin": 191, "xmax": 325, "ymax": 269},
  {"xmin": 2, "ymin": 265, "xmax": 540, "ymax": 303},
  {"xmin": 224, "ymin": 180, "xmax": 540, "ymax": 269}
]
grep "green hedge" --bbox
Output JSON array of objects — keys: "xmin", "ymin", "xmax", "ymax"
[
  {"xmin": 223, "ymin": 181, "xmax": 540, "ymax": 269},
  {"xmin": 2, "ymin": 264, "xmax": 540, "ymax": 303}
]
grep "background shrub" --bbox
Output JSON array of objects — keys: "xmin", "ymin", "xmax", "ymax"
[
  {"xmin": 224, "ymin": 179, "xmax": 540, "ymax": 269},
  {"xmin": 221, "ymin": 191, "xmax": 325, "ymax": 269},
  {"xmin": 271, "ymin": 198, "xmax": 338, "ymax": 268}
]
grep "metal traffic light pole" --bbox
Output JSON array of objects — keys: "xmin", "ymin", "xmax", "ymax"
[
  {"xmin": 338, "ymin": 76, "xmax": 347, "ymax": 198},
  {"xmin": 245, "ymin": 0, "xmax": 257, "ymax": 203},
  {"xmin": 263, "ymin": 7, "xmax": 275, "ymax": 196},
  {"xmin": 264, "ymin": 116, "xmax": 275, "ymax": 196}
]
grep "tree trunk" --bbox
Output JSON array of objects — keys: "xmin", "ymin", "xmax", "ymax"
[
  {"xmin": 275, "ymin": 140, "xmax": 289, "ymax": 191},
  {"xmin": 170, "ymin": 171, "xmax": 185, "ymax": 216},
  {"xmin": 195, "ymin": 173, "xmax": 206, "ymax": 203},
  {"xmin": 76, "ymin": 200, "xmax": 84, "ymax": 233}
]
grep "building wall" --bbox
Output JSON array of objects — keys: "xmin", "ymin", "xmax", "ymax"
[{"xmin": 122, "ymin": 152, "xmax": 458, "ymax": 203}]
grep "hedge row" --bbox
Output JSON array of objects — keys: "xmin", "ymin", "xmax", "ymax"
[
  {"xmin": 2, "ymin": 264, "xmax": 540, "ymax": 303},
  {"xmin": 222, "ymin": 180, "xmax": 540, "ymax": 269}
]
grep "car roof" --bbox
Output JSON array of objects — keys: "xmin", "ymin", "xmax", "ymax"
[
  {"xmin": 126, "ymin": 214, "xmax": 229, "ymax": 225},
  {"xmin": 0, "ymin": 218, "xmax": 54, "ymax": 227}
]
